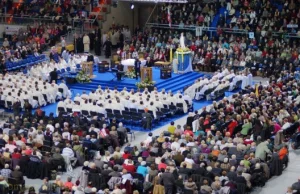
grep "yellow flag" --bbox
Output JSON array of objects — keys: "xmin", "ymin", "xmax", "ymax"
[
  {"xmin": 170, "ymin": 48, "xmax": 173, "ymax": 62},
  {"xmin": 255, "ymin": 84, "xmax": 259, "ymax": 97}
]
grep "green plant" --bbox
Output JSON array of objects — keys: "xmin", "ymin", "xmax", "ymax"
[
  {"xmin": 75, "ymin": 70, "xmax": 91, "ymax": 83},
  {"xmin": 135, "ymin": 78, "xmax": 155, "ymax": 89}
]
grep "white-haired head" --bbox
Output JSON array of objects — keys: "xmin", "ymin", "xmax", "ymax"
[{"xmin": 206, "ymin": 166, "xmax": 212, "ymax": 172}]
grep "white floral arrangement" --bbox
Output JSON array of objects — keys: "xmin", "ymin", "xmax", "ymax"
[
  {"xmin": 125, "ymin": 69, "xmax": 136, "ymax": 79},
  {"xmin": 76, "ymin": 70, "xmax": 91, "ymax": 83},
  {"xmin": 136, "ymin": 78, "xmax": 156, "ymax": 89}
]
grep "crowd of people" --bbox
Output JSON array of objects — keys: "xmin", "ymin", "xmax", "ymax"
[
  {"xmin": 94, "ymin": 0, "xmax": 298, "ymax": 78},
  {"xmin": 0, "ymin": 22, "xmax": 70, "ymax": 75},
  {"xmin": 0, "ymin": 67, "xmax": 296, "ymax": 194},
  {"xmin": 8, "ymin": 0, "xmax": 91, "ymax": 24},
  {"xmin": 0, "ymin": 73, "xmax": 71, "ymax": 114}
]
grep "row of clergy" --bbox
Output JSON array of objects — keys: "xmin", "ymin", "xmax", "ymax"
[
  {"xmin": 0, "ymin": 74, "xmax": 71, "ymax": 108},
  {"xmin": 56, "ymin": 88, "xmax": 193, "ymax": 117},
  {"xmin": 185, "ymin": 68, "xmax": 253, "ymax": 99},
  {"xmin": 29, "ymin": 53, "xmax": 100, "ymax": 81}
]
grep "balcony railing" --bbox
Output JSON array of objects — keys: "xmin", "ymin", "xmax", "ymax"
[{"xmin": 146, "ymin": 23, "xmax": 300, "ymax": 39}]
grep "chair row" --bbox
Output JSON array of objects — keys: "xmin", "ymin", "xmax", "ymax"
[{"xmin": 6, "ymin": 55, "xmax": 47, "ymax": 71}]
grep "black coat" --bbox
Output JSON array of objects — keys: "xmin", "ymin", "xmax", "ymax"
[
  {"xmin": 236, "ymin": 175, "xmax": 247, "ymax": 185},
  {"xmin": 145, "ymin": 60, "xmax": 153, "ymax": 67},
  {"xmin": 269, "ymin": 152, "xmax": 283, "ymax": 176},
  {"xmin": 103, "ymin": 40, "xmax": 112, "ymax": 57},
  {"xmin": 94, "ymin": 38, "xmax": 101, "ymax": 56},
  {"xmin": 227, "ymin": 171, "xmax": 237, "ymax": 181},
  {"xmin": 49, "ymin": 70, "xmax": 58, "ymax": 83}
]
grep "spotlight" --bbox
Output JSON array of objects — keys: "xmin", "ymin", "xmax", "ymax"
[{"xmin": 130, "ymin": 3, "xmax": 134, "ymax": 9}]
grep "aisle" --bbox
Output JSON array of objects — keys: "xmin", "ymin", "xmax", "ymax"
[{"xmin": 252, "ymin": 147, "xmax": 300, "ymax": 194}]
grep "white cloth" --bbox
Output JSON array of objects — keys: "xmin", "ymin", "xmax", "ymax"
[{"xmin": 121, "ymin": 59, "xmax": 146, "ymax": 71}]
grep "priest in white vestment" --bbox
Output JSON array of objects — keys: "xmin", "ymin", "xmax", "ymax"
[
  {"xmin": 241, "ymin": 74, "xmax": 248, "ymax": 89},
  {"xmin": 57, "ymin": 100, "xmax": 66, "ymax": 116},
  {"xmin": 83, "ymin": 34, "xmax": 90, "ymax": 53},
  {"xmin": 58, "ymin": 80, "xmax": 71, "ymax": 98},
  {"xmin": 177, "ymin": 95, "xmax": 188, "ymax": 113}
]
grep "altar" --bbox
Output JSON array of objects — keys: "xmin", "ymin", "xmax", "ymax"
[
  {"xmin": 121, "ymin": 58, "xmax": 146, "ymax": 71},
  {"xmin": 171, "ymin": 33, "xmax": 193, "ymax": 74},
  {"xmin": 173, "ymin": 51, "xmax": 193, "ymax": 74}
]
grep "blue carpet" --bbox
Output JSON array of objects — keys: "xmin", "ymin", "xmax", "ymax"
[{"xmin": 68, "ymin": 69, "xmax": 208, "ymax": 93}]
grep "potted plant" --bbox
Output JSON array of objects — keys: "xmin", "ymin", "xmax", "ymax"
[
  {"xmin": 76, "ymin": 70, "xmax": 91, "ymax": 83},
  {"xmin": 125, "ymin": 69, "xmax": 136, "ymax": 79},
  {"xmin": 135, "ymin": 78, "xmax": 155, "ymax": 92}
]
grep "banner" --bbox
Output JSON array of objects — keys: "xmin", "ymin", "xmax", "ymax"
[
  {"xmin": 249, "ymin": 32, "xmax": 254, "ymax": 39},
  {"xmin": 196, "ymin": 27, "xmax": 202, "ymax": 36},
  {"xmin": 5, "ymin": 26, "xmax": 23, "ymax": 35}
]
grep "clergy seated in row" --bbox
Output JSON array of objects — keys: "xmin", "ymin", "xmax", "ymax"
[
  {"xmin": 0, "ymin": 75, "xmax": 67, "ymax": 108},
  {"xmin": 210, "ymin": 80, "xmax": 231, "ymax": 97},
  {"xmin": 56, "ymin": 85, "xmax": 190, "ymax": 117}
]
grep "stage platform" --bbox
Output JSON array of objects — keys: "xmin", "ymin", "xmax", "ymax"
[{"xmin": 68, "ymin": 68, "xmax": 207, "ymax": 92}]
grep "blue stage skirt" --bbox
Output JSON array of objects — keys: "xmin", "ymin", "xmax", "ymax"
[{"xmin": 176, "ymin": 53, "xmax": 193, "ymax": 73}]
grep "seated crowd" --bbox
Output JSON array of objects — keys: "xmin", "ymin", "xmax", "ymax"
[
  {"xmin": 0, "ymin": 73, "xmax": 71, "ymax": 111},
  {"xmin": 0, "ymin": 67, "xmax": 295, "ymax": 194},
  {"xmin": 108, "ymin": 23, "xmax": 300, "ymax": 80},
  {"xmin": 102, "ymin": 0, "xmax": 300, "ymax": 78},
  {"xmin": 158, "ymin": 1, "xmax": 300, "ymax": 34},
  {"xmin": 9, "ymin": 0, "xmax": 90, "ymax": 23}
]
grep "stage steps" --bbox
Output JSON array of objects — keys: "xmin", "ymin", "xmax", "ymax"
[
  {"xmin": 156, "ymin": 72, "xmax": 207, "ymax": 92},
  {"xmin": 68, "ymin": 71, "xmax": 209, "ymax": 93}
]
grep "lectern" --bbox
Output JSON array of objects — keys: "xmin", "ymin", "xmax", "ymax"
[
  {"xmin": 141, "ymin": 67, "xmax": 153, "ymax": 81},
  {"xmin": 81, "ymin": 61, "xmax": 94, "ymax": 78}
]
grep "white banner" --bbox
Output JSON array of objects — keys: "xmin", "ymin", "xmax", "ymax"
[
  {"xmin": 196, "ymin": 27, "xmax": 202, "ymax": 36},
  {"xmin": 287, "ymin": 24, "xmax": 298, "ymax": 28},
  {"xmin": 5, "ymin": 26, "xmax": 23, "ymax": 35}
]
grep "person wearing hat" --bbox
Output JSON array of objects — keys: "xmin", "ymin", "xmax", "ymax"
[{"xmin": 136, "ymin": 161, "xmax": 148, "ymax": 177}]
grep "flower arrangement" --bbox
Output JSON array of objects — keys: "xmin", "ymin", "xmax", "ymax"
[
  {"xmin": 135, "ymin": 78, "xmax": 155, "ymax": 89},
  {"xmin": 176, "ymin": 47, "xmax": 190, "ymax": 52},
  {"xmin": 76, "ymin": 70, "xmax": 91, "ymax": 83},
  {"xmin": 125, "ymin": 69, "xmax": 136, "ymax": 79}
]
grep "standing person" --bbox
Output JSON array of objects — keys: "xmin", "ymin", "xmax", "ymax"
[
  {"xmin": 103, "ymin": 38, "xmax": 112, "ymax": 58},
  {"xmin": 94, "ymin": 36, "xmax": 101, "ymax": 56},
  {"xmin": 77, "ymin": 34, "xmax": 84, "ymax": 53},
  {"xmin": 160, "ymin": 167, "xmax": 176, "ymax": 194},
  {"xmin": 89, "ymin": 31, "xmax": 95, "ymax": 51},
  {"xmin": 142, "ymin": 108, "xmax": 152, "ymax": 130},
  {"xmin": 61, "ymin": 36, "xmax": 66, "ymax": 54},
  {"xmin": 0, "ymin": 58, "xmax": 6, "ymax": 75},
  {"xmin": 12, "ymin": 100, "xmax": 21, "ymax": 117},
  {"xmin": 119, "ymin": 30, "xmax": 124, "ymax": 49},
  {"xmin": 134, "ymin": 58, "xmax": 141, "ymax": 80},
  {"xmin": 96, "ymin": 27, "xmax": 101, "ymax": 40},
  {"xmin": 83, "ymin": 33, "xmax": 90, "ymax": 53},
  {"xmin": 49, "ymin": 68, "xmax": 58, "ymax": 84}
]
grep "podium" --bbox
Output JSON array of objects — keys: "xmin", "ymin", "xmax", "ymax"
[
  {"xmin": 141, "ymin": 67, "xmax": 152, "ymax": 81},
  {"xmin": 81, "ymin": 61, "xmax": 94, "ymax": 77}
]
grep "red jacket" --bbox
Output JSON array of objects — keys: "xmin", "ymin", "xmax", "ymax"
[
  {"xmin": 122, "ymin": 164, "xmax": 136, "ymax": 173},
  {"xmin": 227, "ymin": 120, "xmax": 238, "ymax": 136}
]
